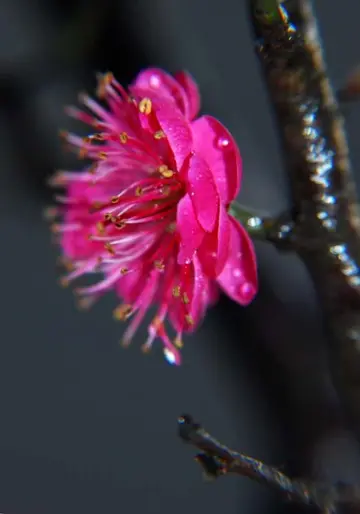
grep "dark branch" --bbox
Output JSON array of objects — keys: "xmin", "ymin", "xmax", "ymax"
[
  {"xmin": 178, "ymin": 414, "xmax": 360, "ymax": 513},
  {"xmin": 248, "ymin": 0, "xmax": 360, "ymax": 440}
]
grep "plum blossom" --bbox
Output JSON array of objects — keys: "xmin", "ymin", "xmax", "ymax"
[{"xmin": 48, "ymin": 68, "xmax": 258, "ymax": 365}]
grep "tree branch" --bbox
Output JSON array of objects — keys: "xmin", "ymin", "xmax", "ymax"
[
  {"xmin": 248, "ymin": 0, "xmax": 360, "ymax": 440},
  {"xmin": 178, "ymin": 414, "xmax": 360, "ymax": 513}
]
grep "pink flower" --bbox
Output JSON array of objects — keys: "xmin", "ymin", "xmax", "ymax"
[{"xmin": 49, "ymin": 69, "xmax": 258, "ymax": 365}]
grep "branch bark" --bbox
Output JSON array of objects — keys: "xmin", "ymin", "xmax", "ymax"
[
  {"xmin": 178, "ymin": 414, "xmax": 360, "ymax": 512},
  {"xmin": 248, "ymin": 0, "xmax": 360, "ymax": 440}
]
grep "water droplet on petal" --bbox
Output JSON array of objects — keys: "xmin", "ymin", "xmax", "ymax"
[
  {"xmin": 216, "ymin": 137, "xmax": 230, "ymax": 149},
  {"xmin": 239, "ymin": 282, "xmax": 256, "ymax": 301},
  {"xmin": 164, "ymin": 347, "xmax": 177, "ymax": 365},
  {"xmin": 150, "ymin": 75, "xmax": 161, "ymax": 88},
  {"xmin": 233, "ymin": 268, "xmax": 243, "ymax": 278}
]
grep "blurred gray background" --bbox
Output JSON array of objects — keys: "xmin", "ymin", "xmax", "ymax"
[{"xmin": 1, "ymin": 1, "xmax": 360, "ymax": 514}]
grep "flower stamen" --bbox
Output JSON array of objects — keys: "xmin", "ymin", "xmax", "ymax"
[
  {"xmin": 172, "ymin": 285, "xmax": 181, "ymax": 297},
  {"xmin": 139, "ymin": 98, "xmax": 152, "ymax": 115},
  {"xmin": 119, "ymin": 132, "xmax": 128, "ymax": 144},
  {"xmin": 104, "ymin": 242, "xmax": 115, "ymax": 255},
  {"xmin": 154, "ymin": 130, "xmax": 165, "ymax": 140},
  {"xmin": 154, "ymin": 260, "xmax": 165, "ymax": 271},
  {"xmin": 185, "ymin": 314, "xmax": 194, "ymax": 326},
  {"xmin": 158, "ymin": 165, "xmax": 174, "ymax": 178},
  {"xmin": 113, "ymin": 304, "xmax": 133, "ymax": 321},
  {"xmin": 96, "ymin": 72, "xmax": 114, "ymax": 99}
]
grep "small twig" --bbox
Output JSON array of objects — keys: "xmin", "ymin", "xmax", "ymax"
[
  {"xmin": 229, "ymin": 202, "xmax": 294, "ymax": 248},
  {"xmin": 178, "ymin": 414, "xmax": 360, "ymax": 513},
  {"xmin": 178, "ymin": 414, "xmax": 321, "ymax": 507}
]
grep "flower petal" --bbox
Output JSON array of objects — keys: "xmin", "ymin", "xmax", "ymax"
[
  {"xmin": 191, "ymin": 115, "xmax": 241, "ymax": 204},
  {"xmin": 156, "ymin": 106, "xmax": 192, "ymax": 172},
  {"xmin": 190, "ymin": 255, "xmax": 211, "ymax": 326},
  {"xmin": 175, "ymin": 71, "xmax": 200, "ymax": 119},
  {"xmin": 187, "ymin": 153, "xmax": 219, "ymax": 232},
  {"xmin": 217, "ymin": 218, "xmax": 258, "ymax": 305},
  {"xmin": 197, "ymin": 204, "xmax": 231, "ymax": 278},
  {"xmin": 131, "ymin": 68, "xmax": 188, "ymax": 115},
  {"xmin": 177, "ymin": 193, "xmax": 205, "ymax": 264}
]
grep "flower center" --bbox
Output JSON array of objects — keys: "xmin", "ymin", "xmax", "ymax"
[{"xmin": 91, "ymin": 169, "xmax": 185, "ymax": 237}]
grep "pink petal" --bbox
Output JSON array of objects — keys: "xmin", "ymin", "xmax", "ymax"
[
  {"xmin": 156, "ymin": 106, "xmax": 192, "ymax": 172},
  {"xmin": 187, "ymin": 153, "xmax": 219, "ymax": 232},
  {"xmin": 208, "ymin": 281, "xmax": 220, "ymax": 306},
  {"xmin": 197, "ymin": 204, "xmax": 231, "ymax": 278},
  {"xmin": 175, "ymin": 71, "xmax": 200, "ymax": 119},
  {"xmin": 190, "ymin": 255, "xmax": 210, "ymax": 326},
  {"xmin": 61, "ymin": 228, "xmax": 95, "ymax": 260},
  {"xmin": 115, "ymin": 266, "xmax": 144, "ymax": 303},
  {"xmin": 191, "ymin": 115, "xmax": 241, "ymax": 204},
  {"xmin": 131, "ymin": 68, "xmax": 187, "ymax": 115},
  {"xmin": 217, "ymin": 218, "xmax": 258, "ymax": 306},
  {"xmin": 177, "ymin": 193, "xmax": 205, "ymax": 264}
]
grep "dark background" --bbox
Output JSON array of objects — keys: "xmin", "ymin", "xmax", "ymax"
[{"xmin": 1, "ymin": 1, "xmax": 360, "ymax": 514}]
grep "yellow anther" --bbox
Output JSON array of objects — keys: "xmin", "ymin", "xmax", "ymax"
[
  {"xmin": 135, "ymin": 186, "xmax": 143, "ymax": 196},
  {"xmin": 182, "ymin": 293, "xmax": 190, "ymax": 305},
  {"xmin": 111, "ymin": 196, "xmax": 119, "ymax": 204},
  {"xmin": 104, "ymin": 213, "xmax": 112, "ymax": 221},
  {"xmin": 154, "ymin": 130, "xmax": 165, "ymax": 140},
  {"xmin": 59, "ymin": 277, "xmax": 69, "ymax": 288},
  {"xmin": 120, "ymin": 267, "xmax": 128, "ymax": 275},
  {"xmin": 139, "ymin": 97, "xmax": 152, "ymax": 115},
  {"xmin": 172, "ymin": 285, "xmax": 181, "ymax": 298},
  {"xmin": 185, "ymin": 314, "xmax": 194, "ymax": 326},
  {"xmin": 96, "ymin": 222, "xmax": 105, "ymax": 235},
  {"xmin": 174, "ymin": 335, "xmax": 183, "ymax": 349},
  {"xmin": 96, "ymin": 72, "xmax": 113, "ymax": 98},
  {"xmin": 161, "ymin": 186, "xmax": 170, "ymax": 196},
  {"xmin": 119, "ymin": 132, "xmax": 128, "ymax": 143},
  {"xmin": 113, "ymin": 304, "xmax": 133, "ymax": 321},
  {"xmin": 152, "ymin": 316, "xmax": 163, "ymax": 332},
  {"xmin": 57, "ymin": 257, "xmax": 74, "ymax": 272},
  {"xmin": 47, "ymin": 172, "xmax": 66, "ymax": 187},
  {"xmin": 77, "ymin": 297, "xmax": 93, "ymax": 311},
  {"xmin": 154, "ymin": 260, "xmax": 165, "ymax": 271},
  {"xmin": 158, "ymin": 165, "xmax": 174, "ymax": 178},
  {"xmin": 98, "ymin": 151, "xmax": 107, "ymax": 160},
  {"xmin": 104, "ymin": 242, "xmax": 115, "ymax": 255},
  {"xmin": 114, "ymin": 220, "xmax": 125, "ymax": 230},
  {"xmin": 79, "ymin": 146, "xmax": 88, "ymax": 159},
  {"xmin": 91, "ymin": 201, "xmax": 102, "ymax": 210}
]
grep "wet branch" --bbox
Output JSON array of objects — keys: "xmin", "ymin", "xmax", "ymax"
[
  {"xmin": 248, "ymin": 0, "xmax": 360, "ymax": 440},
  {"xmin": 178, "ymin": 414, "xmax": 360, "ymax": 512}
]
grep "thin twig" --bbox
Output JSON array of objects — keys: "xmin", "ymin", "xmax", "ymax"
[
  {"xmin": 178, "ymin": 414, "xmax": 360, "ymax": 513},
  {"xmin": 229, "ymin": 202, "xmax": 294, "ymax": 248}
]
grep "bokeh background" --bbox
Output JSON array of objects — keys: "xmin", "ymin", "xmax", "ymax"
[{"xmin": 1, "ymin": 1, "xmax": 360, "ymax": 514}]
